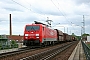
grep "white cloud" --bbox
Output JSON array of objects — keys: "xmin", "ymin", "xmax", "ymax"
[{"xmin": 0, "ymin": 0, "xmax": 90, "ymax": 36}]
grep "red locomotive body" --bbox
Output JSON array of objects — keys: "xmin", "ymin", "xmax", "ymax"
[{"xmin": 23, "ymin": 23, "xmax": 57, "ymax": 46}]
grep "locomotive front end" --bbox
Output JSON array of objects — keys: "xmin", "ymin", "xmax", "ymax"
[{"xmin": 23, "ymin": 24, "xmax": 42, "ymax": 46}]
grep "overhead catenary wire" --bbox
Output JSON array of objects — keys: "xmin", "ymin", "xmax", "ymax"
[
  {"xmin": 51, "ymin": 0, "xmax": 70, "ymax": 23},
  {"xmin": 11, "ymin": 0, "xmax": 46, "ymax": 21},
  {"xmin": 51, "ymin": 0, "xmax": 78, "ymax": 31},
  {"xmin": 25, "ymin": 1, "xmax": 47, "ymax": 22},
  {"xmin": 12, "ymin": 0, "xmax": 73, "ymax": 24},
  {"xmin": 11, "ymin": 0, "xmax": 31, "ymax": 11},
  {"xmin": 56, "ymin": 0, "xmax": 67, "ymax": 18},
  {"xmin": 11, "ymin": 0, "xmax": 78, "ymax": 35},
  {"xmin": 51, "ymin": 0, "xmax": 76, "ymax": 26}
]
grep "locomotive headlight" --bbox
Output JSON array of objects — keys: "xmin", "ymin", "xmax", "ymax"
[
  {"xmin": 25, "ymin": 34, "xmax": 28, "ymax": 36},
  {"xmin": 36, "ymin": 37, "xmax": 39, "ymax": 38},
  {"xmin": 25, "ymin": 37, "xmax": 28, "ymax": 39},
  {"xmin": 36, "ymin": 34, "xmax": 39, "ymax": 36}
]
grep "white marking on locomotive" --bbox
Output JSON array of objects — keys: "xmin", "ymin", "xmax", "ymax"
[{"xmin": 31, "ymin": 32, "xmax": 33, "ymax": 33}]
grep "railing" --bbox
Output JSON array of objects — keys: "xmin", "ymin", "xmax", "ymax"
[{"xmin": 81, "ymin": 40, "xmax": 90, "ymax": 60}]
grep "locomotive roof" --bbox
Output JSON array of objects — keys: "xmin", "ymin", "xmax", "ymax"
[{"xmin": 63, "ymin": 33, "xmax": 68, "ymax": 35}]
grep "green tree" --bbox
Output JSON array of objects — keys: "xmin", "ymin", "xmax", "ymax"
[
  {"xmin": 11, "ymin": 40, "xmax": 18, "ymax": 48},
  {"xmin": 81, "ymin": 33, "xmax": 89, "ymax": 41},
  {"xmin": 82, "ymin": 33, "xmax": 90, "ymax": 36}
]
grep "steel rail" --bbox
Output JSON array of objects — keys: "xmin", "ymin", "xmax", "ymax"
[{"xmin": 20, "ymin": 41, "xmax": 77, "ymax": 60}]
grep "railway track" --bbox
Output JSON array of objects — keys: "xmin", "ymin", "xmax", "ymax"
[
  {"xmin": 0, "ymin": 44, "xmax": 56, "ymax": 60},
  {"xmin": 20, "ymin": 41, "xmax": 78, "ymax": 60},
  {"xmin": 52, "ymin": 41, "xmax": 79, "ymax": 60},
  {"xmin": 0, "ymin": 41, "xmax": 78, "ymax": 60},
  {"xmin": 0, "ymin": 47, "xmax": 38, "ymax": 60}
]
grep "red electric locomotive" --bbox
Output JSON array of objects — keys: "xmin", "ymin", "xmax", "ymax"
[{"xmin": 23, "ymin": 21, "xmax": 57, "ymax": 47}]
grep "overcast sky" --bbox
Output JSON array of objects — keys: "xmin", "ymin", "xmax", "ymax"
[{"xmin": 0, "ymin": 0, "xmax": 90, "ymax": 36}]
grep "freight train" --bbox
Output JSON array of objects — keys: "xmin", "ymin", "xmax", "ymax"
[{"xmin": 23, "ymin": 21, "xmax": 76, "ymax": 47}]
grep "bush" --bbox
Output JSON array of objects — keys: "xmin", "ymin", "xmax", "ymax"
[{"xmin": 10, "ymin": 40, "xmax": 18, "ymax": 48}]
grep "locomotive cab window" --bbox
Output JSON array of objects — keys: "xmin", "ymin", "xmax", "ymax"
[{"xmin": 26, "ymin": 25, "xmax": 40, "ymax": 31}]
